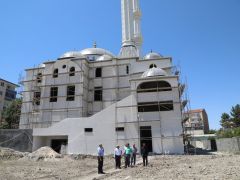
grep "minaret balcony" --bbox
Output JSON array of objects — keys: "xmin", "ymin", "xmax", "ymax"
[{"xmin": 133, "ymin": 9, "xmax": 141, "ymax": 18}]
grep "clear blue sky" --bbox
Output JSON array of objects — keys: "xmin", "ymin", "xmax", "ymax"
[{"xmin": 0, "ymin": 0, "xmax": 239, "ymax": 129}]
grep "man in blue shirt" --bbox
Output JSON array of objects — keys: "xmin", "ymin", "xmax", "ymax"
[{"xmin": 97, "ymin": 144, "xmax": 105, "ymax": 174}]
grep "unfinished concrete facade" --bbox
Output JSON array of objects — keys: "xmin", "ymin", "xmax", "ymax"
[{"xmin": 20, "ymin": 0, "xmax": 186, "ymax": 155}]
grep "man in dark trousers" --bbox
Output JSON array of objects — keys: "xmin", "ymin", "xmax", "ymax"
[
  {"xmin": 97, "ymin": 144, "xmax": 105, "ymax": 174},
  {"xmin": 131, "ymin": 144, "xmax": 138, "ymax": 166},
  {"xmin": 141, "ymin": 143, "xmax": 149, "ymax": 166},
  {"xmin": 114, "ymin": 145, "xmax": 122, "ymax": 169}
]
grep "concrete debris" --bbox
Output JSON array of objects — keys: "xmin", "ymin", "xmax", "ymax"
[
  {"xmin": 0, "ymin": 147, "xmax": 28, "ymax": 160},
  {"xmin": 22, "ymin": 146, "xmax": 63, "ymax": 161}
]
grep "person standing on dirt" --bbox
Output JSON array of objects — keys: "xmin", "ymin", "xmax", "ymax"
[
  {"xmin": 131, "ymin": 144, "xmax": 138, "ymax": 166},
  {"xmin": 97, "ymin": 144, "xmax": 105, "ymax": 174},
  {"xmin": 124, "ymin": 143, "xmax": 132, "ymax": 168},
  {"xmin": 114, "ymin": 145, "xmax": 122, "ymax": 169},
  {"xmin": 141, "ymin": 143, "xmax": 148, "ymax": 166}
]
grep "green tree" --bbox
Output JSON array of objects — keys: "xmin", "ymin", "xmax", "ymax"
[
  {"xmin": 220, "ymin": 113, "xmax": 233, "ymax": 129},
  {"xmin": 1, "ymin": 98, "xmax": 22, "ymax": 129},
  {"xmin": 208, "ymin": 129, "xmax": 217, "ymax": 134},
  {"xmin": 230, "ymin": 104, "xmax": 240, "ymax": 127}
]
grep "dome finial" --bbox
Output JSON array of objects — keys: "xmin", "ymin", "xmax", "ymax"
[
  {"xmin": 93, "ymin": 41, "xmax": 97, "ymax": 48},
  {"xmin": 150, "ymin": 49, "xmax": 153, "ymax": 53}
]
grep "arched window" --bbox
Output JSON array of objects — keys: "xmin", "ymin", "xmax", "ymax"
[
  {"xmin": 69, "ymin": 67, "xmax": 75, "ymax": 76},
  {"xmin": 53, "ymin": 68, "xmax": 58, "ymax": 78},
  {"xmin": 149, "ymin": 64, "xmax": 157, "ymax": 69},
  {"xmin": 137, "ymin": 81, "xmax": 172, "ymax": 93},
  {"xmin": 36, "ymin": 73, "xmax": 42, "ymax": 83},
  {"xmin": 95, "ymin": 68, "xmax": 102, "ymax": 77}
]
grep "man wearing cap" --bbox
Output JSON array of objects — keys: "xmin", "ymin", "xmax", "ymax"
[
  {"xmin": 114, "ymin": 145, "xmax": 122, "ymax": 169},
  {"xmin": 97, "ymin": 144, "xmax": 105, "ymax": 174}
]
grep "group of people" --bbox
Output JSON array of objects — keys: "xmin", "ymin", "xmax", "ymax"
[{"xmin": 97, "ymin": 143, "xmax": 149, "ymax": 174}]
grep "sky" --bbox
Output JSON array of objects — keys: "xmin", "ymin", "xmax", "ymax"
[{"xmin": 0, "ymin": 0, "xmax": 239, "ymax": 130}]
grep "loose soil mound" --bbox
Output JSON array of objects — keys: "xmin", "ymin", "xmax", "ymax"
[
  {"xmin": 22, "ymin": 146, "xmax": 63, "ymax": 161},
  {"xmin": 0, "ymin": 147, "xmax": 27, "ymax": 160}
]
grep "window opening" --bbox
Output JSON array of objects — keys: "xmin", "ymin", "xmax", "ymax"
[
  {"xmin": 85, "ymin": 128, "xmax": 93, "ymax": 132},
  {"xmin": 33, "ymin": 91, "xmax": 41, "ymax": 105},
  {"xmin": 149, "ymin": 64, "xmax": 157, "ymax": 69},
  {"xmin": 53, "ymin": 69, "xmax": 58, "ymax": 78},
  {"xmin": 126, "ymin": 65, "xmax": 129, "ymax": 74},
  {"xmin": 95, "ymin": 68, "xmax": 102, "ymax": 77},
  {"xmin": 50, "ymin": 87, "xmax": 58, "ymax": 102},
  {"xmin": 67, "ymin": 85, "xmax": 75, "ymax": 101},
  {"xmin": 137, "ymin": 81, "xmax": 172, "ymax": 93},
  {"xmin": 69, "ymin": 67, "xmax": 75, "ymax": 76},
  {"xmin": 138, "ymin": 101, "xmax": 174, "ymax": 112},
  {"xmin": 36, "ymin": 73, "xmax": 42, "ymax": 83},
  {"xmin": 94, "ymin": 86, "xmax": 102, "ymax": 101},
  {"xmin": 116, "ymin": 127, "xmax": 124, "ymax": 131}
]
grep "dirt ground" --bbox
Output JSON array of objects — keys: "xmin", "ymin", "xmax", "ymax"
[{"xmin": 0, "ymin": 148, "xmax": 240, "ymax": 180}]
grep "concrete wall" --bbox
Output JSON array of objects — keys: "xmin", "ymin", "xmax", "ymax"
[
  {"xmin": 33, "ymin": 95, "xmax": 184, "ymax": 155},
  {"xmin": 0, "ymin": 129, "xmax": 32, "ymax": 152},
  {"xmin": 216, "ymin": 137, "xmax": 240, "ymax": 153}
]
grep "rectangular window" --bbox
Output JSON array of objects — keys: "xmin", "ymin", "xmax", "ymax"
[
  {"xmin": 50, "ymin": 87, "xmax": 58, "ymax": 102},
  {"xmin": 1, "ymin": 82, "xmax": 4, "ymax": 87},
  {"xmin": 116, "ymin": 127, "xmax": 124, "ymax": 132},
  {"xmin": 33, "ymin": 91, "xmax": 41, "ymax": 105},
  {"xmin": 138, "ymin": 101, "xmax": 174, "ymax": 112},
  {"xmin": 94, "ymin": 87, "xmax": 102, "ymax": 101},
  {"xmin": 95, "ymin": 68, "xmax": 102, "ymax": 77},
  {"xmin": 0, "ymin": 91, "xmax": 2, "ymax": 96},
  {"xmin": 84, "ymin": 128, "xmax": 93, "ymax": 132},
  {"xmin": 66, "ymin": 85, "xmax": 75, "ymax": 101}
]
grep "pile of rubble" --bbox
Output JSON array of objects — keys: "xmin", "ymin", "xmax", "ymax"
[
  {"xmin": 0, "ymin": 147, "xmax": 27, "ymax": 160},
  {"xmin": 22, "ymin": 146, "xmax": 63, "ymax": 161},
  {"xmin": 0, "ymin": 146, "xmax": 63, "ymax": 161}
]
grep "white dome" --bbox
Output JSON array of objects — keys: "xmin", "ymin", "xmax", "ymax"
[
  {"xmin": 60, "ymin": 51, "xmax": 84, "ymax": 58},
  {"xmin": 79, "ymin": 48, "xmax": 115, "ymax": 57},
  {"xmin": 96, "ymin": 54, "xmax": 113, "ymax": 61},
  {"xmin": 142, "ymin": 67, "xmax": 167, "ymax": 78},
  {"xmin": 39, "ymin": 63, "xmax": 45, "ymax": 68},
  {"xmin": 59, "ymin": 48, "xmax": 115, "ymax": 61},
  {"xmin": 144, "ymin": 52, "xmax": 163, "ymax": 60}
]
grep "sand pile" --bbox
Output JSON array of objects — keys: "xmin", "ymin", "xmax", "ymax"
[
  {"xmin": 22, "ymin": 146, "xmax": 63, "ymax": 161},
  {"xmin": 0, "ymin": 147, "xmax": 27, "ymax": 160}
]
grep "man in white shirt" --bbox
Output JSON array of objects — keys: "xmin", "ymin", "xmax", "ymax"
[
  {"xmin": 97, "ymin": 144, "xmax": 104, "ymax": 174},
  {"xmin": 114, "ymin": 145, "xmax": 122, "ymax": 169}
]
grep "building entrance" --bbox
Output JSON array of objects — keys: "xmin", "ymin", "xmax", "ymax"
[
  {"xmin": 140, "ymin": 126, "xmax": 153, "ymax": 152},
  {"xmin": 51, "ymin": 139, "xmax": 68, "ymax": 153}
]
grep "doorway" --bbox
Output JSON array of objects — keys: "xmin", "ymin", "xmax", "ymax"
[
  {"xmin": 51, "ymin": 139, "xmax": 68, "ymax": 153},
  {"xmin": 140, "ymin": 126, "xmax": 153, "ymax": 152},
  {"xmin": 210, "ymin": 139, "xmax": 217, "ymax": 151}
]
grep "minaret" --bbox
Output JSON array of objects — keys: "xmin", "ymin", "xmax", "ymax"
[
  {"xmin": 132, "ymin": 0, "xmax": 143, "ymax": 56},
  {"xmin": 119, "ymin": 0, "xmax": 140, "ymax": 58}
]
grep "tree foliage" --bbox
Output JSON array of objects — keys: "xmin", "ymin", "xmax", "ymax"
[
  {"xmin": 220, "ymin": 104, "xmax": 240, "ymax": 129},
  {"xmin": 217, "ymin": 127, "xmax": 240, "ymax": 138},
  {"xmin": 230, "ymin": 104, "xmax": 240, "ymax": 127},
  {"xmin": 0, "ymin": 98, "xmax": 22, "ymax": 129},
  {"xmin": 220, "ymin": 113, "xmax": 233, "ymax": 129},
  {"xmin": 208, "ymin": 129, "xmax": 217, "ymax": 134}
]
